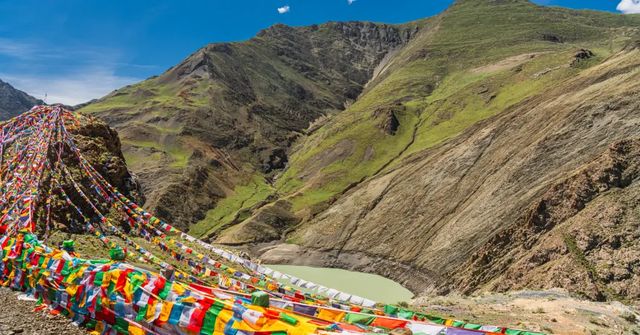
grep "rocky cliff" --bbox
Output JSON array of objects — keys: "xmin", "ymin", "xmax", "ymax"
[{"xmin": 42, "ymin": 112, "xmax": 143, "ymax": 234}]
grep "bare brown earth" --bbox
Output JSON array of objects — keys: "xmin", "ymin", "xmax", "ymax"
[
  {"xmin": 0, "ymin": 288, "xmax": 86, "ymax": 335},
  {"xmin": 260, "ymin": 47, "xmax": 640, "ymax": 301},
  {"xmin": 470, "ymin": 52, "xmax": 547, "ymax": 74}
]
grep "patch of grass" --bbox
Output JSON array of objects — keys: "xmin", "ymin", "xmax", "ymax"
[
  {"xmin": 279, "ymin": 101, "xmax": 421, "ymax": 212},
  {"xmin": 121, "ymin": 139, "xmax": 191, "ymax": 169},
  {"xmin": 564, "ymin": 234, "xmax": 598, "ymax": 279},
  {"xmin": 289, "ymin": 188, "xmax": 338, "ymax": 213},
  {"xmin": 563, "ymin": 232, "xmax": 627, "ymax": 302},
  {"xmin": 167, "ymin": 146, "xmax": 190, "ymax": 168},
  {"xmin": 122, "ymin": 151, "xmax": 141, "ymax": 167},
  {"xmin": 189, "ymin": 175, "xmax": 274, "ymax": 237},
  {"xmin": 47, "ymin": 231, "xmax": 110, "ymax": 259},
  {"xmin": 621, "ymin": 312, "xmax": 637, "ymax": 324},
  {"xmin": 285, "ymin": 236, "xmax": 301, "ymax": 244},
  {"xmin": 79, "ymin": 72, "xmax": 216, "ymax": 119},
  {"xmin": 132, "ymin": 122, "xmax": 182, "ymax": 135},
  {"xmin": 121, "ymin": 139, "xmax": 162, "ymax": 151}
]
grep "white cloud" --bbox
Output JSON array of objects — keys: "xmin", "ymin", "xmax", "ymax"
[
  {"xmin": 617, "ymin": 0, "xmax": 640, "ymax": 14},
  {"xmin": 0, "ymin": 38, "xmax": 37, "ymax": 59},
  {"xmin": 0, "ymin": 38, "xmax": 105, "ymax": 61},
  {"xmin": 0, "ymin": 38, "xmax": 146, "ymax": 105},
  {"xmin": 347, "ymin": 0, "xmax": 356, "ymax": 5},
  {"xmin": 277, "ymin": 5, "xmax": 290, "ymax": 14},
  {"xmin": 0, "ymin": 68, "xmax": 140, "ymax": 105}
]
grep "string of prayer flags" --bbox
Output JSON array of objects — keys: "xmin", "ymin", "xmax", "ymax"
[{"xmin": 0, "ymin": 106, "xmax": 546, "ymax": 335}]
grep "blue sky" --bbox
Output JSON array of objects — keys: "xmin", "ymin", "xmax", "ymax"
[{"xmin": 0, "ymin": 0, "xmax": 636, "ymax": 105}]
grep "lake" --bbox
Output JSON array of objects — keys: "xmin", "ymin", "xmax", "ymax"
[{"xmin": 267, "ymin": 264, "xmax": 414, "ymax": 304}]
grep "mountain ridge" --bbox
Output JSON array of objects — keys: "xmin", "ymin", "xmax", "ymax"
[
  {"xmin": 80, "ymin": 19, "xmax": 425, "ymax": 232},
  {"xmin": 0, "ymin": 79, "xmax": 43, "ymax": 120}
]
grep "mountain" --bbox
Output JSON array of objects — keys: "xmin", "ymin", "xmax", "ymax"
[
  {"xmin": 80, "ymin": 0, "xmax": 640, "ymax": 301},
  {"xmin": 80, "ymin": 20, "xmax": 422, "ymax": 230},
  {"xmin": 0, "ymin": 79, "xmax": 43, "ymax": 120},
  {"xmin": 269, "ymin": 51, "xmax": 640, "ymax": 301}
]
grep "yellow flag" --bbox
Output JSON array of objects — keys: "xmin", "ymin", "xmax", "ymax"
[
  {"xmin": 214, "ymin": 309, "xmax": 234, "ymax": 334},
  {"xmin": 65, "ymin": 284, "xmax": 79, "ymax": 297},
  {"xmin": 146, "ymin": 299, "xmax": 158, "ymax": 320},
  {"xmin": 180, "ymin": 296, "xmax": 197, "ymax": 304},
  {"xmin": 158, "ymin": 302, "xmax": 174, "ymax": 323},
  {"xmin": 317, "ymin": 308, "xmax": 345, "ymax": 322},
  {"xmin": 94, "ymin": 321, "xmax": 105, "ymax": 334},
  {"xmin": 128, "ymin": 325, "xmax": 145, "ymax": 335},
  {"xmin": 172, "ymin": 282, "xmax": 186, "ymax": 295}
]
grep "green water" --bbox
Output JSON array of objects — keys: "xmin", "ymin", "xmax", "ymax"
[{"xmin": 267, "ymin": 264, "xmax": 414, "ymax": 304}]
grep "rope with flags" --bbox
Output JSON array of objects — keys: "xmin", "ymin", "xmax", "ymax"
[{"xmin": 0, "ymin": 105, "xmax": 544, "ymax": 335}]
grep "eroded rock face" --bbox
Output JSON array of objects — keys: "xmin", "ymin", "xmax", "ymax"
[
  {"xmin": 70, "ymin": 114, "xmax": 143, "ymax": 201},
  {"xmin": 455, "ymin": 139, "xmax": 640, "ymax": 301},
  {"xmin": 373, "ymin": 104, "xmax": 403, "ymax": 135},
  {"xmin": 46, "ymin": 114, "xmax": 143, "ymax": 233}
]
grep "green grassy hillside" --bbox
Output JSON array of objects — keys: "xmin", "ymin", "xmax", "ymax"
[{"xmin": 266, "ymin": 0, "xmax": 639, "ymax": 221}]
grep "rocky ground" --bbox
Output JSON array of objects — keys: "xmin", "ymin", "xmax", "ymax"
[
  {"xmin": 0, "ymin": 288, "xmax": 86, "ymax": 335},
  {"xmin": 1, "ymin": 286, "xmax": 638, "ymax": 335},
  {"xmin": 414, "ymin": 290, "xmax": 640, "ymax": 335}
]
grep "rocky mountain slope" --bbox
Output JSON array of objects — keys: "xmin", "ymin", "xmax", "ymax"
[
  {"xmin": 0, "ymin": 79, "xmax": 43, "ymax": 120},
  {"xmin": 80, "ymin": 0, "xmax": 640, "ymax": 301},
  {"xmin": 264, "ymin": 49, "xmax": 640, "ymax": 301},
  {"xmin": 79, "ymin": 21, "xmax": 422, "ymax": 231}
]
